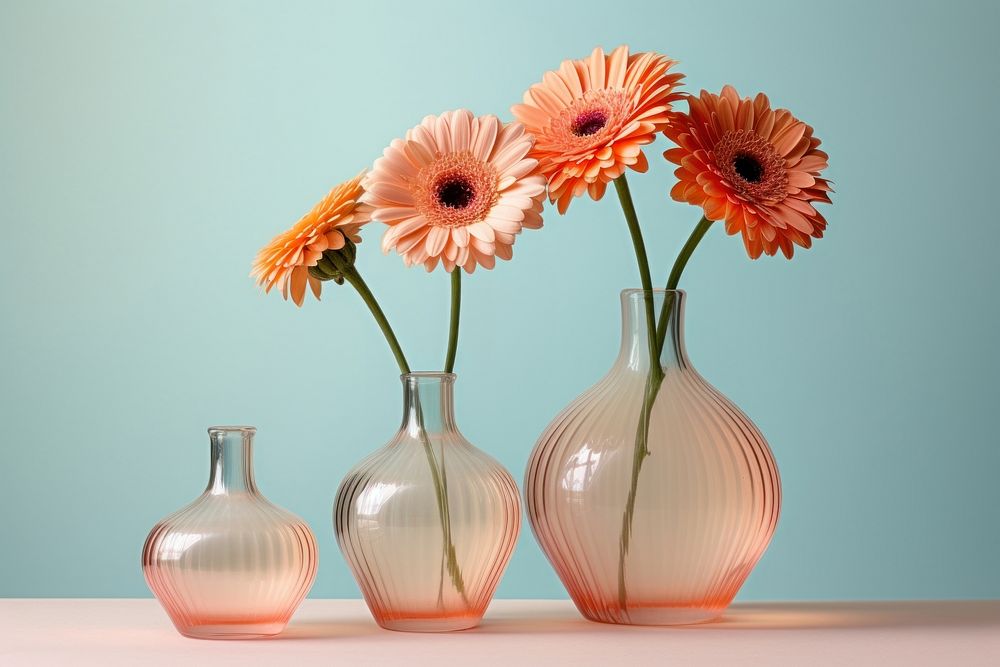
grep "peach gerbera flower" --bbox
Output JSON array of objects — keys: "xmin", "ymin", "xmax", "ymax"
[
  {"xmin": 511, "ymin": 45, "xmax": 684, "ymax": 213},
  {"xmin": 363, "ymin": 109, "xmax": 546, "ymax": 273},
  {"xmin": 251, "ymin": 172, "xmax": 371, "ymax": 306},
  {"xmin": 664, "ymin": 86, "xmax": 832, "ymax": 259}
]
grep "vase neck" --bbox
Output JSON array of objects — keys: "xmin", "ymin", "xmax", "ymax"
[
  {"xmin": 616, "ymin": 289, "xmax": 688, "ymax": 371},
  {"xmin": 401, "ymin": 373, "xmax": 458, "ymax": 436},
  {"xmin": 206, "ymin": 426, "xmax": 257, "ymax": 494}
]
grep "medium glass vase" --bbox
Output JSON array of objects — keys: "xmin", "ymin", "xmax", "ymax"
[
  {"xmin": 142, "ymin": 426, "xmax": 318, "ymax": 639},
  {"xmin": 525, "ymin": 290, "xmax": 780, "ymax": 625},
  {"xmin": 335, "ymin": 372, "xmax": 520, "ymax": 632}
]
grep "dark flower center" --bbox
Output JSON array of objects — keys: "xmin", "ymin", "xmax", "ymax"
[
  {"xmin": 572, "ymin": 110, "xmax": 608, "ymax": 137},
  {"xmin": 733, "ymin": 154, "xmax": 764, "ymax": 183},
  {"xmin": 436, "ymin": 177, "xmax": 475, "ymax": 209}
]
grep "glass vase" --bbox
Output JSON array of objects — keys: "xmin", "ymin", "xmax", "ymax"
[
  {"xmin": 525, "ymin": 290, "xmax": 780, "ymax": 625},
  {"xmin": 142, "ymin": 426, "xmax": 318, "ymax": 639},
  {"xmin": 334, "ymin": 372, "xmax": 520, "ymax": 632}
]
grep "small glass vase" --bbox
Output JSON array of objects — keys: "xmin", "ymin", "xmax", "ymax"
[
  {"xmin": 142, "ymin": 426, "xmax": 318, "ymax": 639},
  {"xmin": 525, "ymin": 290, "xmax": 781, "ymax": 625},
  {"xmin": 335, "ymin": 372, "xmax": 521, "ymax": 632}
]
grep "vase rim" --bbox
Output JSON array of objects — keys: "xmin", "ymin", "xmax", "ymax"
[
  {"xmin": 620, "ymin": 288, "xmax": 685, "ymax": 297},
  {"xmin": 207, "ymin": 425, "xmax": 256, "ymax": 435},
  {"xmin": 401, "ymin": 371, "xmax": 457, "ymax": 381}
]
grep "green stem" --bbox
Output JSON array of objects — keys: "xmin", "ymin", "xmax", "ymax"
[
  {"xmin": 613, "ymin": 174, "xmax": 663, "ymax": 614},
  {"xmin": 333, "ymin": 257, "xmax": 467, "ymax": 604},
  {"xmin": 433, "ymin": 270, "xmax": 465, "ymax": 602},
  {"xmin": 616, "ymin": 214, "xmax": 715, "ymax": 612},
  {"xmin": 654, "ymin": 216, "xmax": 713, "ymax": 353},
  {"xmin": 614, "ymin": 175, "xmax": 662, "ymax": 383},
  {"xmin": 617, "ymin": 370, "xmax": 662, "ymax": 609},
  {"xmin": 413, "ymin": 391, "xmax": 470, "ymax": 607},
  {"xmin": 337, "ymin": 263, "xmax": 411, "ymax": 375},
  {"xmin": 443, "ymin": 270, "xmax": 461, "ymax": 373}
]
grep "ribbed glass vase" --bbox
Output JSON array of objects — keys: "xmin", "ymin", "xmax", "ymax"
[
  {"xmin": 335, "ymin": 372, "xmax": 520, "ymax": 632},
  {"xmin": 525, "ymin": 290, "xmax": 780, "ymax": 625},
  {"xmin": 142, "ymin": 427, "xmax": 318, "ymax": 639}
]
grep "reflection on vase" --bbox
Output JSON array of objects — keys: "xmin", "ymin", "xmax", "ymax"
[
  {"xmin": 525, "ymin": 290, "xmax": 780, "ymax": 625},
  {"xmin": 142, "ymin": 426, "xmax": 317, "ymax": 639},
  {"xmin": 335, "ymin": 372, "xmax": 520, "ymax": 632}
]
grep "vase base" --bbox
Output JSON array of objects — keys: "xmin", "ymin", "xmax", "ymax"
[
  {"xmin": 177, "ymin": 622, "xmax": 286, "ymax": 639},
  {"xmin": 582, "ymin": 606, "xmax": 723, "ymax": 626},
  {"xmin": 377, "ymin": 615, "xmax": 481, "ymax": 633}
]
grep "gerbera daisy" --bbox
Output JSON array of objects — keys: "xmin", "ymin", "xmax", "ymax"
[
  {"xmin": 251, "ymin": 172, "xmax": 371, "ymax": 306},
  {"xmin": 363, "ymin": 109, "xmax": 546, "ymax": 273},
  {"xmin": 511, "ymin": 45, "xmax": 684, "ymax": 213},
  {"xmin": 664, "ymin": 86, "xmax": 832, "ymax": 259}
]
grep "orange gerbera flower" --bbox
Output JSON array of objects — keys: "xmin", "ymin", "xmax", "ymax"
[
  {"xmin": 512, "ymin": 45, "xmax": 683, "ymax": 213},
  {"xmin": 251, "ymin": 173, "xmax": 371, "ymax": 306},
  {"xmin": 665, "ymin": 86, "xmax": 832, "ymax": 259},
  {"xmin": 363, "ymin": 109, "xmax": 546, "ymax": 273}
]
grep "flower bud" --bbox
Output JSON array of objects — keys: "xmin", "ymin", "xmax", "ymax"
[{"xmin": 307, "ymin": 239, "xmax": 357, "ymax": 285}]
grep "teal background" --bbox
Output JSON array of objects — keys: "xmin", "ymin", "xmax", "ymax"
[{"xmin": 2, "ymin": 0, "xmax": 999, "ymax": 600}]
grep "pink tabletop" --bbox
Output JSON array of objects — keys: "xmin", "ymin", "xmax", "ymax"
[{"xmin": 1, "ymin": 599, "xmax": 997, "ymax": 666}]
